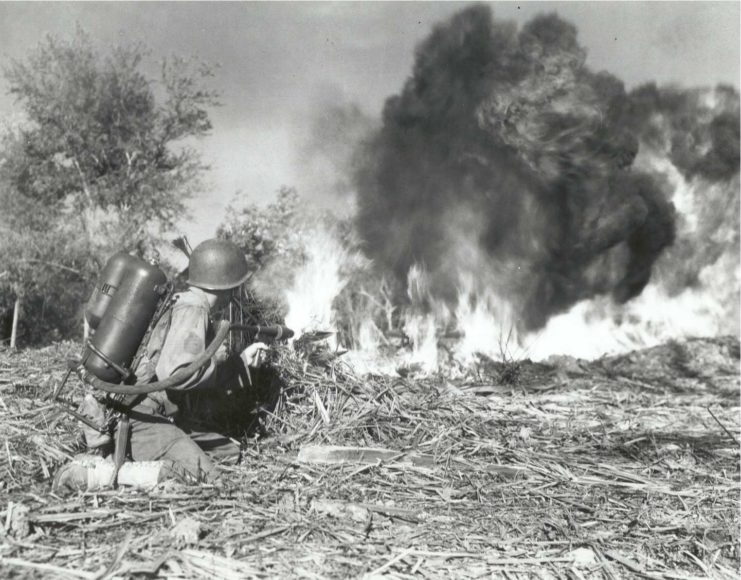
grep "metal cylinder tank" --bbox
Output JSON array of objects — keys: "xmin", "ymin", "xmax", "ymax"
[
  {"xmin": 82, "ymin": 256, "xmax": 167, "ymax": 383},
  {"xmin": 84, "ymin": 252, "xmax": 137, "ymax": 330}
]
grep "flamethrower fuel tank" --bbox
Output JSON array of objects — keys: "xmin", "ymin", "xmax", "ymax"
[
  {"xmin": 84, "ymin": 252, "xmax": 137, "ymax": 330},
  {"xmin": 82, "ymin": 255, "xmax": 167, "ymax": 383}
]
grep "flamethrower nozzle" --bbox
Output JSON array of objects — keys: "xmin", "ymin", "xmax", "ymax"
[{"xmin": 229, "ymin": 324, "xmax": 295, "ymax": 342}]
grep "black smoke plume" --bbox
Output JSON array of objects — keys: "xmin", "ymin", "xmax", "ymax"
[{"xmin": 354, "ymin": 5, "xmax": 738, "ymax": 331}]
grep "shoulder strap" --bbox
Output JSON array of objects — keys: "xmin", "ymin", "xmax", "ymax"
[
  {"xmin": 123, "ymin": 290, "xmax": 176, "ymax": 382},
  {"xmin": 110, "ymin": 304, "xmax": 176, "ymax": 410}
]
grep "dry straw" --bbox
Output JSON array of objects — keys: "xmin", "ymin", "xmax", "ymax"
[{"xmin": 0, "ymin": 336, "xmax": 739, "ymax": 578}]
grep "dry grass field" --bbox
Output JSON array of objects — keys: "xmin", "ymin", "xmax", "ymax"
[{"xmin": 1, "ymin": 336, "xmax": 739, "ymax": 579}]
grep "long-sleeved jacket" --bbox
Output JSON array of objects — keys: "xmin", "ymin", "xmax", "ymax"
[
  {"xmin": 155, "ymin": 287, "xmax": 218, "ymax": 390},
  {"xmin": 132, "ymin": 287, "xmax": 221, "ymax": 417}
]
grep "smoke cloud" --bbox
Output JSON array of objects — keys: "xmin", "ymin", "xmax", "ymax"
[
  {"xmin": 294, "ymin": 89, "xmax": 377, "ymax": 205},
  {"xmin": 353, "ymin": 5, "xmax": 738, "ymax": 332}
]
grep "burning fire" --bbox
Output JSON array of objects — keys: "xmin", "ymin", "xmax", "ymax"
[
  {"xmin": 278, "ymin": 142, "xmax": 738, "ymax": 373},
  {"xmin": 276, "ymin": 8, "xmax": 738, "ymax": 373},
  {"xmin": 283, "ymin": 228, "xmax": 352, "ymax": 344},
  {"xmin": 281, "ymin": 206, "xmax": 737, "ymax": 371}
]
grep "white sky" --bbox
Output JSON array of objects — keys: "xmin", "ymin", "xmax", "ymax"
[{"xmin": 0, "ymin": 2, "xmax": 738, "ymax": 244}]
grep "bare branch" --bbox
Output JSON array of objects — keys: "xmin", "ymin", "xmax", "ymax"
[{"xmin": 13, "ymin": 259, "xmax": 86, "ymax": 278}]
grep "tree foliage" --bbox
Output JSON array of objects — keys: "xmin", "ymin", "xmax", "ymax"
[
  {"xmin": 216, "ymin": 187, "xmax": 308, "ymax": 321},
  {"xmin": 0, "ymin": 29, "xmax": 218, "ymax": 346},
  {"xmin": 218, "ymin": 187, "xmax": 305, "ymax": 273}
]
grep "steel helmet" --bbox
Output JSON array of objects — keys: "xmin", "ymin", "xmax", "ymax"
[{"xmin": 186, "ymin": 239, "xmax": 250, "ymax": 290}]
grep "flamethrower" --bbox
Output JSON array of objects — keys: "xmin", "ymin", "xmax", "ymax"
[
  {"xmin": 52, "ymin": 238, "xmax": 297, "ymax": 416},
  {"xmin": 47, "ymin": 240, "xmax": 300, "ymax": 486},
  {"xmin": 230, "ymin": 324, "xmax": 294, "ymax": 343}
]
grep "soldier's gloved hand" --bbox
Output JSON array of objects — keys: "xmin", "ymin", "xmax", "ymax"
[{"xmin": 240, "ymin": 342, "xmax": 269, "ymax": 368}]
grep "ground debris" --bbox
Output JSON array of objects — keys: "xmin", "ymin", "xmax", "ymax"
[
  {"xmin": 0, "ymin": 336, "xmax": 739, "ymax": 579},
  {"xmin": 170, "ymin": 516, "xmax": 202, "ymax": 547},
  {"xmin": 297, "ymin": 444, "xmax": 436, "ymax": 466},
  {"xmin": 5, "ymin": 502, "xmax": 31, "ymax": 539}
]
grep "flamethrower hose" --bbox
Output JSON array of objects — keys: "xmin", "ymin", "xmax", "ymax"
[{"xmin": 77, "ymin": 320, "xmax": 231, "ymax": 395}]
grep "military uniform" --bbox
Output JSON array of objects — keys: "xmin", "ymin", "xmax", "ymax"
[
  {"xmin": 54, "ymin": 239, "xmax": 255, "ymax": 493},
  {"xmin": 126, "ymin": 286, "xmax": 241, "ymax": 481}
]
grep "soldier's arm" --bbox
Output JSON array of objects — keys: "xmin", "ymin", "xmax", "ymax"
[{"xmin": 155, "ymin": 303, "xmax": 217, "ymax": 390}]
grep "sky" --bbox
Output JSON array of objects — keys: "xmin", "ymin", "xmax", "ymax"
[{"xmin": 0, "ymin": 1, "xmax": 738, "ymax": 244}]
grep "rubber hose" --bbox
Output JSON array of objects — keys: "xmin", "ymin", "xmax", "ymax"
[{"xmin": 79, "ymin": 320, "xmax": 231, "ymax": 395}]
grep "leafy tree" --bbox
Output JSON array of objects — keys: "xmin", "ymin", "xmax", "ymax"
[
  {"xmin": 0, "ymin": 212, "xmax": 90, "ymax": 346},
  {"xmin": 217, "ymin": 187, "xmax": 308, "ymax": 322},
  {"xmin": 218, "ymin": 187, "xmax": 305, "ymax": 272},
  {"xmin": 0, "ymin": 29, "xmax": 218, "ymax": 346}
]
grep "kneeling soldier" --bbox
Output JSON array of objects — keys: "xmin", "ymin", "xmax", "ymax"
[{"xmin": 54, "ymin": 239, "xmax": 267, "ymax": 491}]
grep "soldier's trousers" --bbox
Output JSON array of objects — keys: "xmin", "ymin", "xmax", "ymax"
[{"xmin": 125, "ymin": 413, "xmax": 240, "ymax": 482}]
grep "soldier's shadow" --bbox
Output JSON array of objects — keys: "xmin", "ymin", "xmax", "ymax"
[{"xmin": 180, "ymin": 357, "xmax": 284, "ymax": 441}]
